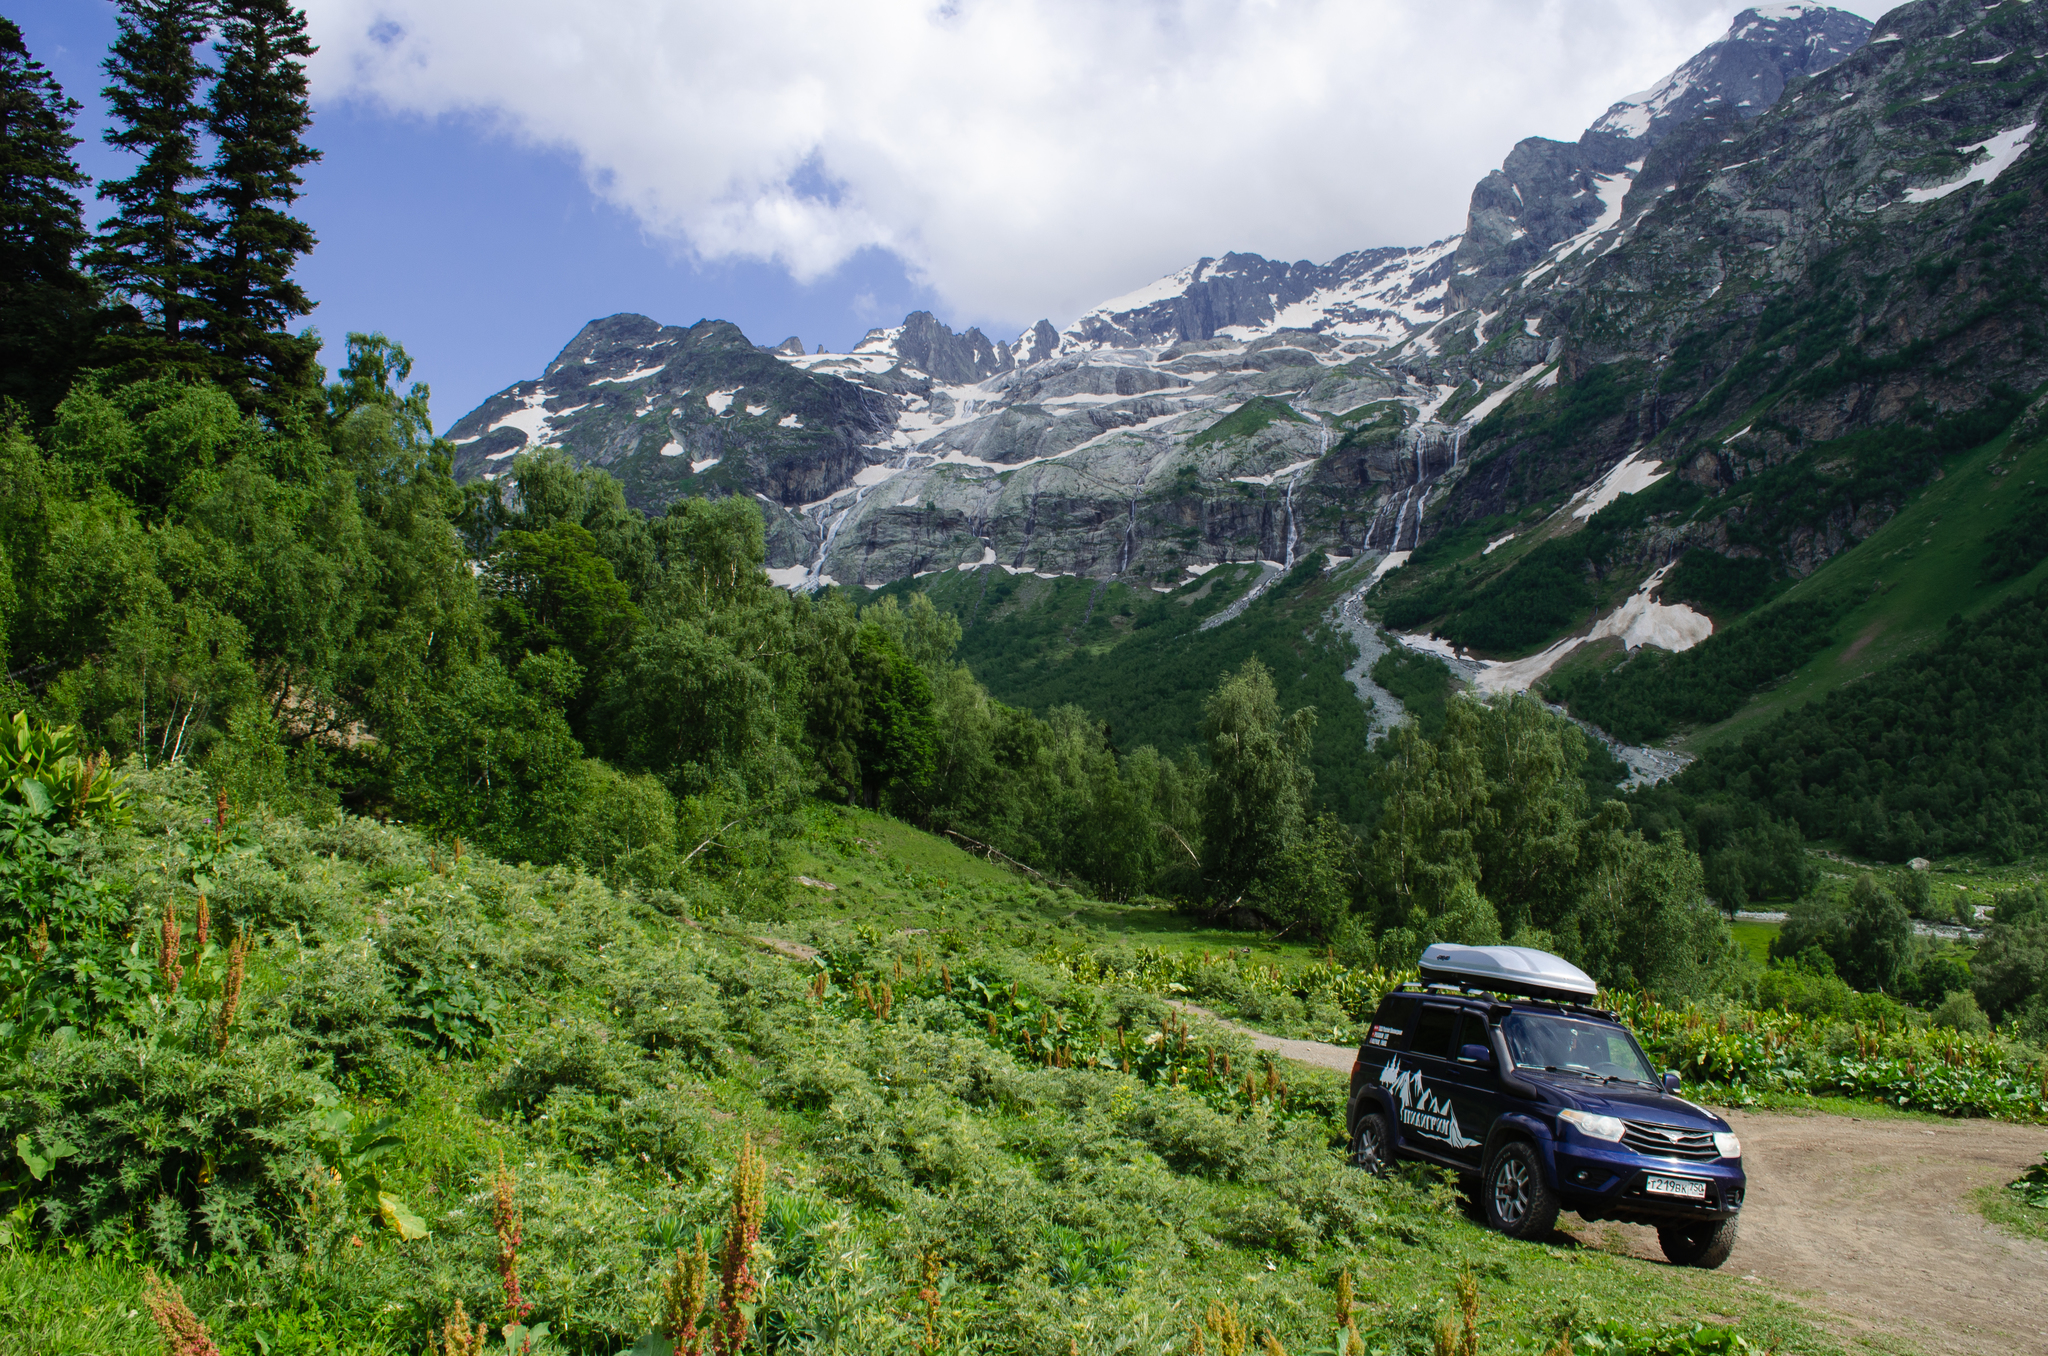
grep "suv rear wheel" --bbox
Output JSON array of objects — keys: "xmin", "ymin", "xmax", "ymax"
[
  {"xmin": 1483, "ymin": 1140, "xmax": 1559, "ymax": 1240},
  {"xmin": 1657, "ymin": 1218, "xmax": 1738, "ymax": 1268},
  {"xmin": 1350, "ymin": 1111, "xmax": 1392, "ymax": 1176}
]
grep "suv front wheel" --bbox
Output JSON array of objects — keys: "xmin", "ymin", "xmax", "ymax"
[
  {"xmin": 1657, "ymin": 1218, "xmax": 1738, "ymax": 1268},
  {"xmin": 1350, "ymin": 1111, "xmax": 1392, "ymax": 1176},
  {"xmin": 1483, "ymin": 1140, "xmax": 1559, "ymax": 1240}
]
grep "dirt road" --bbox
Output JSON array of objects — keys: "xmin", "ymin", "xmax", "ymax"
[
  {"xmin": 1187, "ymin": 1008, "xmax": 2048, "ymax": 1354},
  {"xmin": 1593, "ymin": 1110, "xmax": 2048, "ymax": 1356}
]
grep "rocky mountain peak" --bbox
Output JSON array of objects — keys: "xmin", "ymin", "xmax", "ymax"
[
  {"xmin": 882, "ymin": 311, "xmax": 1017, "ymax": 384},
  {"xmin": 1448, "ymin": 3, "xmax": 1871, "ymax": 310},
  {"xmin": 1590, "ymin": 3, "xmax": 1873, "ymax": 145}
]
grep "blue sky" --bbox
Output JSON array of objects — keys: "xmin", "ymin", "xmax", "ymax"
[
  {"xmin": 14, "ymin": 1, "xmax": 1891, "ymax": 429},
  {"xmin": 15, "ymin": 1, "xmax": 958, "ymax": 427}
]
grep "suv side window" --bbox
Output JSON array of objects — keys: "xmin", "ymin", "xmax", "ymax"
[
  {"xmin": 1410, "ymin": 1003, "xmax": 1461, "ymax": 1060},
  {"xmin": 1367, "ymin": 995, "xmax": 1417, "ymax": 1051}
]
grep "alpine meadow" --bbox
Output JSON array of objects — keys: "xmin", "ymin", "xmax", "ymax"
[{"xmin": 3, "ymin": 2, "xmax": 2048, "ymax": 1355}]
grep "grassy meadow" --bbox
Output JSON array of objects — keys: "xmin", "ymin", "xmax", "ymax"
[{"xmin": 0, "ymin": 768, "xmax": 1847, "ymax": 1356}]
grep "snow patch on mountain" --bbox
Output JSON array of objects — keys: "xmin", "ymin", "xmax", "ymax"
[
  {"xmin": 591, "ymin": 364, "xmax": 665, "ymax": 385},
  {"xmin": 1902, "ymin": 121, "xmax": 2037, "ymax": 202},
  {"xmin": 1405, "ymin": 563, "xmax": 1713, "ymax": 696},
  {"xmin": 1570, "ymin": 452, "xmax": 1670, "ymax": 519},
  {"xmin": 1463, "ymin": 364, "xmax": 1553, "ymax": 427}
]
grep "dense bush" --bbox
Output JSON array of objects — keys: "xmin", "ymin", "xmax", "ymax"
[
  {"xmin": 1610, "ymin": 991, "xmax": 2048, "ymax": 1121},
  {"xmin": 1974, "ymin": 886, "xmax": 2048, "ymax": 1040},
  {"xmin": 1770, "ymin": 875, "xmax": 1912, "ymax": 993},
  {"xmin": 1662, "ymin": 549, "xmax": 1775, "ymax": 617},
  {"xmin": 1981, "ymin": 481, "xmax": 2048, "ymax": 583}
]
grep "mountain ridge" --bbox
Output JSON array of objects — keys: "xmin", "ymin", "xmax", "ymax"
[
  {"xmin": 447, "ymin": 5, "xmax": 1886, "ymax": 607},
  {"xmin": 439, "ymin": 0, "xmax": 2048, "ymax": 746}
]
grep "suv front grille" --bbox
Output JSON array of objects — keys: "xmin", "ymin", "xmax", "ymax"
[{"xmin": 1620, "ymin": 1119, "xmax": 1719, "ymax": 1161}]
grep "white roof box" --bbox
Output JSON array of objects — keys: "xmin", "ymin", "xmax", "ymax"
[{"xmin": 1418, "ymin": 943, "xmax": 1598, "ymax": 1002}]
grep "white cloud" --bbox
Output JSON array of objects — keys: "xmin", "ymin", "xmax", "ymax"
[{"xmin": 304, "ymin": 0, "xmax": 1888, "ymax": 330}]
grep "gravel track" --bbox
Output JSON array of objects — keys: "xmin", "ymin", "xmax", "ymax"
[{"xmin": 1188, "ymin": 1010, "xmax": 2048, "ymax": 1353}]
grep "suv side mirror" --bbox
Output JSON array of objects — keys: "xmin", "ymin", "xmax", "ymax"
[
  {"xmin": 1663, "ymin": 1070, "xmax": 1681, "ymax": 1094},
  {"xmin": 1459, "ymin": 1043, "xmax": 1495, "ymax": 1069}
]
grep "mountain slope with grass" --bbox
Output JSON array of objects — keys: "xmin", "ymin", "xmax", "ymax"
[
  {"xmin": 2, "ymin": 763, "xmax": 1856, "ymax": 1356},
  {"xmin": 1373, "ymin": 0, "xmax": 2048, "ymax": 686}
]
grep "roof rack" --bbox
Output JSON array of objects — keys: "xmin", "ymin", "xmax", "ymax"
[
  {"xmin": 1415, "ymin": 942, "xmax": 1599, "ymax": 1004},
  {"xmin": 1395, "ymin": 982, "xmax": 1616, "ymax": 1022}
]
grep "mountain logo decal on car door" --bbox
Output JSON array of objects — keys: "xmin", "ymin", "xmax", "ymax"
[{"xmin": 1379, "ymin": 1057, "xmax": 1478, "ymax": 1150}]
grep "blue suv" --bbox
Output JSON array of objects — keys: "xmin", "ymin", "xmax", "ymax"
[{"xmin": 1347, "ymin": 945, "xmax": 1745, "ymax": 1268}]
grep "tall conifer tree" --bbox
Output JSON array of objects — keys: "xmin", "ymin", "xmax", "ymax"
[
  {"xmin": 204, "ymin": 0, "xmax": 321, "ymax": 416},
  {"xmin": 0, "ymin": 19, "xmax": 96, "ymax": 420},
  {"xmin": 88, "ymin": 0, "xmax": 214, "ymax": 381}
]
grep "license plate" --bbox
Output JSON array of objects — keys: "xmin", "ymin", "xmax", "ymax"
[{"xmin": 1646, "ymin": 1175, "xmax": 1708, "ymax": 1199}]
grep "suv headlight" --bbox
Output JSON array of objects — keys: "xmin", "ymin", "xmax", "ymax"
[
  {"xmin": 1713, "ymin": 1131, "xmax": 1741, "ymax": 1159},
  {"xmin": 1558, "ymin": 1108, "xmax": 1625, "ymax": 1142}
]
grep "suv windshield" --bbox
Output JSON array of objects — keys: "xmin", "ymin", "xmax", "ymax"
[{"xmin": 1501, "ymin": 1012, "xmax": 1657, "ymax": 1084}]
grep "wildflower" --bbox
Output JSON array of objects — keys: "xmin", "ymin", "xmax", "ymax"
[
  {"xmin": 211, "ymin": 927, "xmax": 249, "ymax": 1053},
  {"xmin": 494, "ymin": 1149, "xmax": 533, "ymax": 1324},
  {"xmin": 711, "ymin": 1135, "xmax": 766, "ymax": 1356},
  {"xmin": 662, "ymin": 1235, "xmax": 709, "ymax": 1356},
  {"xmin": 434, "ymin": 1298, "xmax": 489, "ymax": 1356},
  {"xmin": 159, "ymin": 900, "xmax": 183, "ymax": 997},
  {"xmin": 141, "ymin": 1269, "xmax": 220, "ymax": 1356}
]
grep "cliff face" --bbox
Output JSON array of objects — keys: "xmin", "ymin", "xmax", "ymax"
[
  {"xmin": 1436, "ymin": 0, "xmax": 2048, "ymax": 568},
  {"xmin": 448, "ymin": 1, "xmax": 2043, "ymax": 643}
]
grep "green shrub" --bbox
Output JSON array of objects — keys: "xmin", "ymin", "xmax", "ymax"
[
  {"xmin": 1931, "ymin": 989, "xmax": 1991, "ymax": 1035},
  {"xmin": 0, "ymin": 1017, "xmax": 335, "ymax": 1258},
  {"xmin": 1661, "ymin": 549, "xmax": 1775, "ymax": 616}
]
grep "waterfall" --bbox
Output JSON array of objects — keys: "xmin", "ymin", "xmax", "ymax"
[
  {"xmin": 1118, "ymin": 497, "xmax": 1136, "ymax": 574},
  {"xmin": 804, "ymin": 487, "xmax": 868, "ymax": 590},
  {"xmin": 1402, "ymin": 483, "xmax": 1425, "ymax": 550},
  {"xmin": 1282, "ymin": 474, "xmax": 1300, "ymax": 568}
]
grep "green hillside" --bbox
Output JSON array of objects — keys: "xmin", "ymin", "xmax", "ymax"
[
  {"xmin": 1, "ymin": 765, "xmax": 1860, "ymax": 1356},
  {"xmin": 1689, "ymin": 424, "xmax": 2048, "ymax": 744},
  {"xmin": 1541, "ymin": 421, "xmax": 2048, "ymax": 750}
]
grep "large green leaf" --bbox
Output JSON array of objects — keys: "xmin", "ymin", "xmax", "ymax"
[
  {"xmin": 377, "ymin": 1191, "xmax": 430, "ymax": 1240},
  {"xmin": 14, "ymin": 779, "xmax": 51, "ymax": 818}
]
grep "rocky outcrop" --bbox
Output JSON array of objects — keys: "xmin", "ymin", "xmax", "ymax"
[
  {"xmin": 1062, "ymin": 244, "xmax": 1457, "ymax": 352},
  {"xmin": 880, "ymin": 311, "xmax": 1015, "ymax": 384},
  {"xmin": 445, "ymin": 315, "xmax": 888, "ymax": 521}
]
